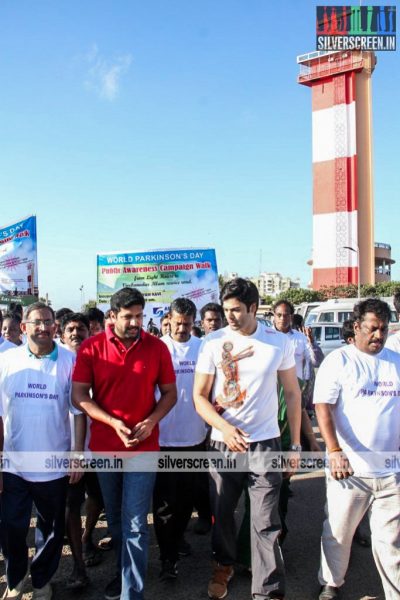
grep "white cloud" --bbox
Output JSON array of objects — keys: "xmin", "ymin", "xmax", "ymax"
[{"xmin": 84, "ymin": 45, "xmax": 132, "ymax": 101}]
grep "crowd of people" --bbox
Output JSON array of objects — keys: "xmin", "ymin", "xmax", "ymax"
[{"xmin": 0, "ymin": 278, "xmax": 399, "ymax": 600}]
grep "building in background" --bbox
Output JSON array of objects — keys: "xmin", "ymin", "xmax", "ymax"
[
  {"xmin": 254, "ymin": 272, "xmax": 300, "ymax": 298},
  {"xmin": 375, "ymin": 243, "xmax": 395, "ymax": 283},
  {"xmin": 298, "ymin": 50, "xmax": 376, "ymax": 290}
]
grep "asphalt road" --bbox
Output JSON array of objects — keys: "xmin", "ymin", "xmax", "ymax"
[{"xmin": 0, "ymin": 470, "xmax": 384, "ymax": 600}]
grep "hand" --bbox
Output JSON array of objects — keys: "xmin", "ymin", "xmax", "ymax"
[
  {"xmin": 111, "ymin": 418, "xmax": 134, "ymax": 448},
  {"xmin": 284, "ymin": 450, "xmax": 301, "ymax": 477},
  {"xmin": 222, "ymin": 424, "xmax": 249, "ymax": 453},
  {"xmin": 329, "ymin": 451, "xmax": 354, "ymax": 480},
  {"xmin": 69, "ymin": 470, "xmax": 84, "ymax": 485},
  {"xmin": 69, "ymin": 453, "xmax": 85, "ymax": 484},
  {"xmin": 129, "ymin": 418, "xmax": 156, "ymax": 446},
  {"xmin": 302, "ymin": 326, "xmax": 314, "ymax": 344}
]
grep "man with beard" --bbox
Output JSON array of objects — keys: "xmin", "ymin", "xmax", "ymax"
[{"xmin": 72, "ymin": 287, "xmax": 177, "ymax": 600}]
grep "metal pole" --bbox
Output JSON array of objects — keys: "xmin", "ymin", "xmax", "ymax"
[{"xmin": 342, "ymin": 246, "xmax": 360, "ymax": 299}]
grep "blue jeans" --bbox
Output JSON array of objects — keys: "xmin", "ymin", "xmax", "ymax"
[{"xmin": 97, "ymin": 468, "xmax": 156, "ymax": 600}]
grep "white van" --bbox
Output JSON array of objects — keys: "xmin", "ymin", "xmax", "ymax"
[
  {"xmin": 294, "ymin": 302, "xmax": 321, "ymax": 321},
  {"xmin": 305, "ymin": 297, "xmax": 399, "ymax": 330}
]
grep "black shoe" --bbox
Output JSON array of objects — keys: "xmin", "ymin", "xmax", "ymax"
[
  {"xmin": 353, "ymin": 530, "xmax": 371, "ymax": 548},
  {"xmin": 194, "ymin": 517, "xmax": 212, "ymax": 535},
  {"xmin": 160, "ymin": 559, "xmax": 178, "ymax": 581},
  {"xmin": 104, "ymin": 575, "xmax": 121, "ymax": 600},
  {"xmin": 319, "ymin": 585, "xmax": 340, "ymax": 600},
  {"xmin": 178, "ymin": 537, "xmax": 191, "ymax": 556}
]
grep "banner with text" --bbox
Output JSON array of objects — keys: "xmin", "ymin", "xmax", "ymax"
[
  {"xmin": 0, "ymin": 215, "xmax": 38, "ymax": 304},
  {"xmin": 97, "ymin": 248, "xmax": 219, "ymax": 324}
]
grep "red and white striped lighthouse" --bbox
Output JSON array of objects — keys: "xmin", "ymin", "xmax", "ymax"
[{"xmin": 297, "ymin": 50, "xmax": 376, "ymax": 289}]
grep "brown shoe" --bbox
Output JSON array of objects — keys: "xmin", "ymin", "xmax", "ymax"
[{"xmin": 208, "ymin": 562, "xmax": 234, "ymax": 599}]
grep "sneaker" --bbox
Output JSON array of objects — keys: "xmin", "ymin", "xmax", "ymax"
[
  {"xmin": 32, "ymin": 583, "xmax": 52, "ymax": 600},
  {"xmin": 2, "ymin": 571, "xmax": 29, "ymax": 599},
  {"xmin": 319, "ymin": 585, "xmax": 340, "ymax": 600},
  {"xmin": 208, "ymin": 562, "xmax": 234, "ymax": 599},
  {"xmin": 160, "ymin": 559, "xmax": 178, "ymax": 581},
  {"xmin": 98, "ymin": 535, "xmax": 113, "ymax": 551},
  {"xmin": 178, "ymin": 537, "xmax": 191, "ymax": 556},
  {"xmin": 194, "ymin": 516, "xmax": 212, "ymax": 535},
  {"xmin": 104, "ymin": 575, "xmax": 121, "ymax": 600}
]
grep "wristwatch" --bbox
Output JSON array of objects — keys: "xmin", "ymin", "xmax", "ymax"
[{"xmin": 290, "ymin": 444, "xmax": 302, "ymax": 452}]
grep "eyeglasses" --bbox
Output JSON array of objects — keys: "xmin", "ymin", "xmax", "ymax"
[{"xmin": 25, "ymin": 319, "xmax": 54, "ymax": 327}]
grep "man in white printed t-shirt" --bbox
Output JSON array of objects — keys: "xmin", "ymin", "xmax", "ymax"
[
  {"xmin": 0, "ymin": 302, "xmax": 85, "ymax": 600},
  {"xmin": 194, "ymin": 278, "xmax": 302, "ymax": 600},
  {"xmin": 385, "ymin": 290, "xmax": 400, "ymax": 353},
  {"xmin": 314, "ymin": 298, "xmax": 400, "ymax": 600},
  {"xmin": 153, "ymin": 297, "xmax": 207, "ymax": 580}
]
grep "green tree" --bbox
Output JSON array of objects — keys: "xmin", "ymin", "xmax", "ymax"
[
  {"xmin": 82, "ymin": 299, "xmax": 97, "ymax": 312},
  {"xmin": 276, "ymin": 288, "xmax": 322, "ymax": 305},
  {"xmin": 260, "ymin": 295, "xmax": 275, "ymax": 306}
]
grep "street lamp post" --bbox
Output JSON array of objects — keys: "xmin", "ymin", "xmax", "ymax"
[
  {"xmin": 342, "ymin": 246, "xmax": 360, "ymax": 300},
  {"xmin": 79, "ymin": 285, "xmax": 85, "ymax": 310}
]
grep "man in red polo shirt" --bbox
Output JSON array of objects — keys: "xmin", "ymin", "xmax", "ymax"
[{"xmin": 72, "ymin": 288, "xmax": 177, "ymax": 600}]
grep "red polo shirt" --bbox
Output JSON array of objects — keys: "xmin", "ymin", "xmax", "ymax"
[{"xmin": 72, "ymin": 327, "xmax": 176, "ymax": 452}]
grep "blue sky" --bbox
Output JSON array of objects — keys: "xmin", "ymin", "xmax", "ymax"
[{"xmin": 1, "ymin": 0, "xmax": 399, "ymax": 309}]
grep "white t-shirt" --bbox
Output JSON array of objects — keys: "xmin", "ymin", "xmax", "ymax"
[
  {"xmin": 159, "ymin": 335, "xmax": 206, "ymax": 447},
  {"xmin": 313, "ymin": 344, "xmax": 400, "ymax": 476},
  {"xmin": 196, "ymin": 323, "xmax": 295, "ymax": 443},
  {"xmin": 283, "ymin": 328, "xmax": 312, "ymax": 380},
  {"xmin": 0, "ymin": 340, "xmax": 17, "ymax": 353},
  {"xmin": 385, "ymin": 331, "xmax": 400, "ymax": 354},
  {"xmin": 0, "ymin": 343, "xmax": 79, "ymax": 481}
]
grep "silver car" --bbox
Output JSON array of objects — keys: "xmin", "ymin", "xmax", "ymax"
[{"xmin": 310, "ymin": 322, "xmax": 345, "ymax": 356}]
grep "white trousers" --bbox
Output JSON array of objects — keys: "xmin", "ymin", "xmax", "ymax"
[{"xmin": 319, "ymin": 473, "xmax": 400, "ymax": 599}]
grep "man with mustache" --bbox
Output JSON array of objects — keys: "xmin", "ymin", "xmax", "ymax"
[
  {"xmin": 61, "ymin": 313, "xmax": 104, "ymax": 590},
  {"xmin": 72, "ymin": 287, "xmax": 177, "ymax": 600},
  {"xmin": 200, "ymin": 303, "xmax": 224, "ymax": 335},
  {"xmin": 314, "ymin": 299, "xmax": 400, "ymax": 600},
  {"xmin": 0, "ymin": 302, "xmax": 84, "ymax": 600}
]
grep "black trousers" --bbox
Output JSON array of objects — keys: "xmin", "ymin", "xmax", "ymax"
[
  {"xmin": 1, "ymin": 473, "xmax": 68, "ymax": 590},
  {"xmin": 153, "ymin": 441, "xmax": 205, "ymax": 562},
  {"xmin": 209, "ymin": 439, "xmax": 285, "ymax": 598}
]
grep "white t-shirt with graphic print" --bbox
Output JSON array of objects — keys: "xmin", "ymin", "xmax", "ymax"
[{"xmin": 196, "ymin": 323, "xmax": 295, "ymax": 443}]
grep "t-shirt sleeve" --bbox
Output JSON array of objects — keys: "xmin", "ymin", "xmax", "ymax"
[
  {"xmin": 278, "ymin": 335, "xmax": 296, "ymax": 372},
  {"xmin": 157, "ymin": 341, "xmax": 176, "ymax": 385},
  {"xmin": 0, "ymin": 354, "xmax": 8, "ymax": 418},
  {"xmin": 313, "ymin": 350, "xmax": 343, "ymax": 405},
  {"xmin": 385, "ymin": 333, "xmax": 400, "ymax": 353},
  {"xmin": 195, "ymin": 338, "xmax": 216, "ymax": 375},
  {"xmin": 72, "ymin": 343, "xmax": 94, "ymax": 385}
]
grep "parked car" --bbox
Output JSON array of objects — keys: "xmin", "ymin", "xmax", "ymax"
[
  {"xmin": 305, "ymin": 297, "xmax": 399, "ymax": 331},
  {"xmin": 257, "ymin": 317, "xmax": 272, "ymax": 328},
  {"xmin": 310, "ymin": 322, "xmax": 345, "ymax": 356}
]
